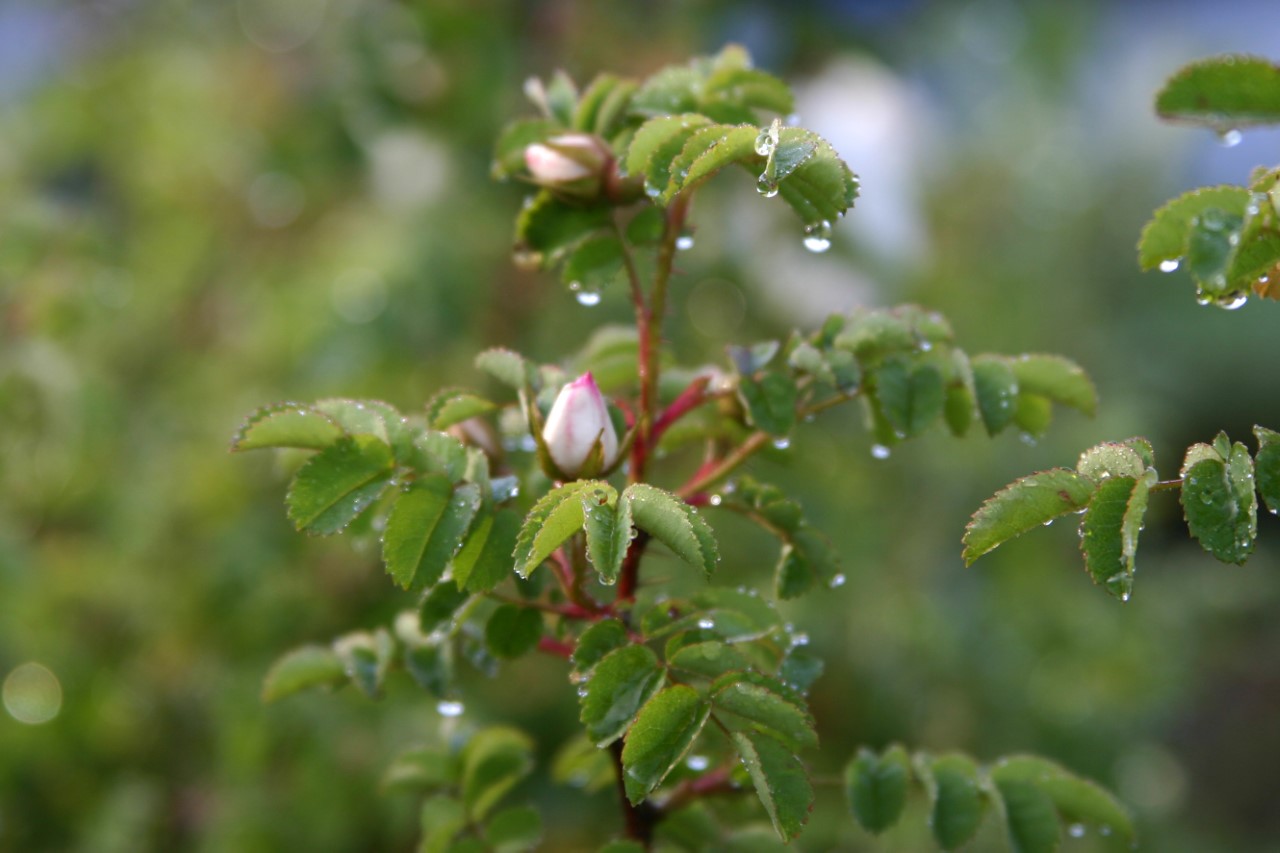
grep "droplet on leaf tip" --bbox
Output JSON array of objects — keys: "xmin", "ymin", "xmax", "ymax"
[
  {"xmin": 802, "ymin": 220, "xmax": 832, "ymax": 253},
  {"xmin": 870, "ymin": 444, "xmax": 891, "ymax": 460},
  {"xmin": 1158, "ymin": 259, "xmax": 1180, "ymax": 273}
]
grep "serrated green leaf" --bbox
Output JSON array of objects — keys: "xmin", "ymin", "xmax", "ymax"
[
  {"xmin": 1080, "ymin": 475, "xmax": 1142, "ymax": 601},
  {"xmin": 484, "ymin": 605, "xmax": 543, "ymax": 660},
  {"xmin": 992, "ymin": 776, "xmax": 1060, "ymax": 853},
  {"xmin": 731, "ymin": 729, "xmax": 813, "ymax": 842},
  {"xmin": 582, "ymin": 487, "xmax": 632, "ymax": 585},
  {"xmin": 621, "ymin": 685, "xmax": 709, "ymax": 804},
  {"xmin": 572, "ymin": 618, "xmax": 630, "ymax": 674},
  {"xmin": 1138, "ymin": 185, "xmax": 1250, "ymax": 270},
  {"xmin": 713, "ymin": 677, "xmax": 817, "ymax": 752},
  {"xmin": 285, "ymin": 435, "xmax": 394, "ymax": 535},
  {"xmin": 1181, "ymin": 442, "xmax": 1256, "ymax": 564},
  {"xmin": 513, "ymin": 481, "xmax": 598, "ymax": 578},
  {"xmin": 1077, "ymin": 442, "xmax": 1146, "ymax": 480},
  {"xmin": 971, "ymin": 356, "xmax": 1019, "ymax": 436},
  {"xmin": 845, "ymin": 745, "xmax": 910, "ymax": 835},
  {"xmin": 383, "ymin": 478, "xmax": 480, "ymax": 590},
  {"xmin": 963, "ymin": 469, "xmax": 1096, "ymax": 564},
  {"xmin": 1156, "ymin": 54, "xmax": 1280, "ymax": 130},
  {"xmin": 738, "ymin": 371, "xmax": 798, "ymax": 436},
  {"xmin": 875, "ymin": 358, "xmax": 945, "ymax": 438},
  {"xmin": 663, "ymin": 124, "xmax": 758, "ymax": 202},
  {"xmin": 452, "ymin": 508, "xmax": 521, "ymax": 593},
  {"xmin": 427, "ymin": 391, "xmax": 497, "ymax": 430},
  {"xmin": 460, "ymin": 727, "xmax": 534, "ymax": 821},
  {"xmin": 774, "ymin": 543, "xmax": 814, "ymax": 599},
  {"xmin": 1253, "ymin": 425, "xmax": 1280, "ymax": 515},
  {"xmin": 485, "ymin": 805, "xmax": 542, "ymax": 853},
  {"xmin": 992, "ymin": 756, "xmax": 1134, "ymax": 845},
  {"xmin": 261, "ymin": 645, "xmax": 346, "ymax": 702},
  {"xmin": 419, "ymin": 580, "xmax": 471, "ymax": 634},
  {"xmin": 561, "ymin": 233, "xmax": 624, "ymax": 292},
  {"xmin": 1009, "ymin": 354, "xmax": 1097, "ymax": 417},
  {"xmin": 513, "ymin": 191, "xmax": 612, "ymax": 267},
  {"xmin": 705, "ymin": 66, "xmax": 794, "ymax": 118},
  {"xmin": 419, "ymin": 795, "xmax": 468, "ymax": 853},
  {"xmin": 476, "ymin": 348, "xmax": 535, "ymax": 392},
  {"xmin": 1186, "ymin": 206, "xmax": 1245, "ymax": 299},
  {"xmin": 623, "ymin": 483, "xmax": 718, "ymax": 576},
  {"xmin": 921, "ymin": 754, "xmax": 987, "ymax": 850},
  {"xmin": 667, "ymin": 640, "xmax": 752, "ymax": 679},
  {"xmin": 233, "ymin": 404, "xmax": 342, "ymax": 451},
  {"xmin": 580, "ymin": 645, "xmax": 666, "ymax": 747}
]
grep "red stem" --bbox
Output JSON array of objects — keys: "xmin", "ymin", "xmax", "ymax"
[
  {"xmin": 650, "ymin": 375, "xmax": 710, "ymax": 446},
  {"xmin": 537, "ymin": 636, "xmax": 575, "ymax": 659}
]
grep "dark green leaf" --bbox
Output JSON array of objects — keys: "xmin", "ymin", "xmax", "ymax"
[
  {"xmin": 971, "ymin": 356, "xmax": 1019, "ymax": 436},
  {"xmin": 712, "ymin": 676, "xmax": 817, "ymax": 751},
  {"xmin": 485, "ymin": 805, "xmax": 543, "ymax": 853},
  {"xmin": 1138, "ymin": 186, "xmax": 1250, "ymax": 271},
  {"xmin": 845, "ymin": 745, "xmax": 910, "ymax": 835},
  {"xmin": 580, "ymin": 645, "xmax": 665, "ymax": 747},
  {"xmin": 583, "ymin": 485, "xmax": 633, "ymax": 585},
  {"xmin": 778, "ymin": 645, "xmax": 824, "ymax": 694},
  {"xmin": 233, "ymin": 404, "xmax": 342, "ymax": 451},
  {"xmin": 383, "ymin": 478, "xmax": 480, "ymax": 590},
  {"xmin": 484, "ymin": 605, "xmax": 543, "ymax": 660},
  {"xmin": 963, "ymin": 469, "xmax": 1096, "ymax": 564},
  {"xmin": 261, "ymin": 645, "xmax": 346, "ymax": 702},
  {"xmin": 404, "ymin": 642, "xmax": 452, "ymax": 697},
  {"xmin": 333, "ymin": 629, "xmax": 394, "ymax": 699},
  {"xmin": 992, "ymin": 776, "xmax": 1061, "ymax": 853},
  {"xmin": 730, "ymin": 729, "xmax": 813, "ymax": 842},
  {"xmin": 667, "ymin": 640, "xmax": 752, "ymax": 679},
  {"xmin": 285, "ymin": 436, "xmax": 394, "ymax": 535},
  {"xmin": 452, "ymin": 508, "xmax": 521, "ymax": 593},
  {"xmin": 875, "ymin": 358, "xmax": 945, "ymax": 438},
  {"xmin": 738, "ymin": 372, "xmax": 798, "ymax": 436},
  {"xmin": 1156, "ymin": 54, "xmax": 1280, "ymax": 130},
  {"xmin": 561, "ymin": 233, "xmax": 624, "ymax": 292},
  {"xmin": 921, "ymin": 754, "xmax": 987, "ymax": 850},
  {"xmin": 621, "ymin": 685, "xmax": 709, "ymax": 804},
  {"xmin": 1186, "ymin": 207, "xmax": 1245, "ymax": 299},
  {"xmin": 513, "ymin": 192, "xmax": 612, "ymax": 266},
  {"xmin": 1253, "ymin": 425, "xmax": 1280, "ymax": 515},
  {"xmin": 460, "ymin": 727, "xmax": 535, "ymax": 821},
  {"xmin": 419, "ymin": 581, "xmax": 471, "ymax": 633},
  {"xmin": 1181, "ymin": 443, "xmax": 1256, "ymax": 564},
  {"xmin": 992, "ymin": 756, "xmax": 1134, "ymax": 845},
  {"xmin": 419, "ymin": 795, "xmax": 467, "ymax": 853},
  {"xmin": 623, "ymin": 483, "xmax": 719, "ymax": 576},
  {"xmin": 1009, "ymin": 354, "xmax": 1097, "ymax": 417},
  {"xmin": 774, "ymin": 543, "xmax": 815, "ymax": 599},
  {"xmin": 1079, "ymin": 471, "xmax": 1153, "ymax": 601},
  {"xmin": 572, "ymin": 618, "xmax": 630, "ymax": 674}
]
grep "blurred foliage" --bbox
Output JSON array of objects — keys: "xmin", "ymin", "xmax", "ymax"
[{"xmin": 4, "ymin": 1, "xmax": 1280, "ymax": 851}]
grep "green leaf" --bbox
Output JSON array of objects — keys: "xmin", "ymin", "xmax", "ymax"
[
  {"xmin": 663, "ymin": 124, "xmax": 758, "ymax": 202},
  {"xmin": 596, "ymin": 843, "xmax": 646, "ymax": 853},
  {"xmin": 419, "ymin": 795, "xmax": 468, "ymax": 853},
  {"xmin": 1013, "ymin": 394, "xmax": 1053, "ymax": 439},
  {"xmin": 383, "ymin": 478, "xmax": 480, "ymax": 590},
  {"xmin": 404, "ymin": 642, "xmax": 453, "ymax": 697},
  {"xmin": 333, "ymin": 629, "xmax": 394, "ymax": 699},
  {"xmin": 963, "ymin": 469, "xmax": 1096, "ymax": 565},
  {"xmin": 460, "ymin": 727, "xmax": 535, "ymax": 821},
  {"xmin": 561, "ymin": 233, "xmax": 624, "ymax": 292},
  {"xmin": 1079, "ymin": 475, "xmax": 1139, "ymax": 601},
  {"xmin": 582, "ymin": 488, "xmax": 633, "ymax": 586},
  {"xmin": 579, "ymin": 645, "xmax": 666, "ymax": 747},
  {"xmin": 992, "ymin": 775, "xmax": 1060, "ymax": 853},
  {"xmin": 1181, "ymin": 442, "xmax": 1257, "ymax": 564},
  {"xmin": 475, "ymin": 348, "xmax": 535, "ymax": 392},
  {"xmin": 738, "ymin": 371, "xmax": 798, "ymax": 436},
  {"xmin": 286, "ymin": 435, "xmax": 394, "ymax": 535},
  {"xmin": 920, "ymin": 754, "xmax": 987, "ymax": 850},
  {"xmin": 484, "ymin": 605, "xmax": 543, "ymax": 660},
  {"xmin": 944, "ymin": 351, "xmax": 976, "ymax": 437},
  {"xmin": 513, "ymin": 481, "xmax": 599, "ymax": 578},
  {"xmin": 993, "ymin": 756, "xmax": 1134, "ymax": 845},
  {"xmin": 572, "ymin": 73, "xmax": 634, "ymax": 135},
  {"xmin": 623, "ymin": 483, "xmax": 719, "ymax": 576},
  {"xmin": 667, "ymin": 640, "xmax": 752, "ymax": 679},
  {"xmin": 232, "ymin": 404, "xmax": 343, "ymax": 451},
  {"xmin": 971, "ymin": 356, "xmax": 1019, "ymax": 436},
  {"xmin": 419, "ymin": 581, "xmax": 471, "ymax": 633},
  {"xmin": 572, "ymin": 618, "xmax": 630, "ymax": 674},
  {"xmin": 427, "ymin": 391, "xmax": 497, "ymax": 430},
  {"xmin": 845, "ymin": 745, "xmax": 910, "ymax": 835},
  {"xmin": 1185, "ymin": 206, "xmax": 1246, "ymax": 300},
  {"xmin": 778, "ymin": 645, "xmax": 824, "ymax": 694},
  {"xmin": 513, "ymin": 192, "xmax": 612, "ymax": 267},
  {"xmin": 491, "ymin": 117, "xmax": 561, "ymax": 180},
  {"xmin": 551, "ymin": 733, "xmax": 615, "ymax": 794},
  {"xmin": 1156, "ymin": 54, "xmax": 1280, "ymax": 130},
  {"xmin": 261, "ymin": 645, "xmax": 346, "ymax": 702},
  {"xmin": 1138, "ymin": 185, "xmax": 1250, "ymax": 271},
  {"xmin": 705, "ymin": 66, "xmax": 793, "ymax": 118},
  {"xmin": 382, "ymin": 745, "xmax": 458, "ymax": 792},
  {"xmin": 875, "ymin": 357, "xmax": 945, "ymax": 438},
  {"xmin": 774, "ymin": 543, "xmax": 815, "ymax": 600},
  {"xmin": 1253, "ymin": 425, "xmax": 1280, "ymax": 515},
  {"xmin": 712, "ymin": 675, "xmax": 817, "ymax": 752},
  {"xmin": 730, "ymin": 729, "xmax": 814, "ymax": 842},
  {"xmin": 1077, "ymin": 442, "xmax": 1146, "ymax": 480},
  {"xmin": 452, "ymin": 508, "xmax": 521, "ymax": 593},
  {"xmin": 1009, "ymin": 354, "xmax": 1097, "ymax": 417},
  {"xmin": 621, "ymin": 685, "xmax": 709, "ymax": 804},
  {"xmin": 485, "ymin": 805, "xmax": 542, "ymax": 853}
]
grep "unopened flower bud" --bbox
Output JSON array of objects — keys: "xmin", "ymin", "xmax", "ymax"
[
  {"xmin": 524, "ymin": 133, "xmax": 612, "ymax": 199},
  {"xmin": 541, "ymin": 372, "xmax": 618, "ymax": 478}
]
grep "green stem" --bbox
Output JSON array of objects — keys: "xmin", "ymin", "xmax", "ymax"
[{"xmin": 1150, "ymin": 478, "xmax": 1183, "ymax": 493}]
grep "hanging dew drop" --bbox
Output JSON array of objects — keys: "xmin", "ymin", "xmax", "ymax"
[
  {"xmin": 1158, "ymin": 259, "xmax": 1181, "ymax": 273},
  {"xmin": 675, "ymin": 233, "xmax": 695, "ymax": 251},
  {"xmin": 772, "ymin": 437, "xmax": 791, "ymax": 450},
  {"xmin": 436, "ymin": 700, "xmax": 464, "ymax": 717},
  {"xmin": 697, "ymin": 618, "xmax": 715, "ymax": 630},
  {"xmin": 686, "ymin": 754, "xmax": 710, "ymax": 771},
  {"xmin": 709, "ymin": 494, "xmax": 723, "ymax": 506},
  {"xmin": 575, "ymin": 290, "xmax": 602, "ymax": 306},
  {"xmin": 1219, "ymin": 128, "xmax": 1243, "ymax": 147},
  {"xmin": 1216, "ymin": 293, "xmax": 1247, "ymax": 310},
  {"xmin": 1068, "ymin": 823, "xmax": 1086, "ymax": 839},
  {"xmin": 829, "ymin": 573, "xmax": 846, "ymax": 588},
  {"xmin": 870, "ymin": 444, "xmax": 891, "ymax": 460},
  {"xmin": 756, "ymin": 174, "xmax": 778, "ymax": 198},
  {"xmin": 802, "ymin": 220, "xmax": 832, "ymax": 253}
]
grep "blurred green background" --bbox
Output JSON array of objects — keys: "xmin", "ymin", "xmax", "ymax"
[{"xmin": 4, "ymin": 0, "xmax": 1280, "ymax": 850}]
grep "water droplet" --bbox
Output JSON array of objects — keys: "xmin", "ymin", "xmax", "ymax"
[
  {"xmin": 919, "ymin": 340, "xmax": 933, "ymax": 352},
  {"xmin": 575, "ymin": 290, "xmax": 602, "ymax": 306},
  {"xmin": 1121, "ymin": 592, "xmax": 1131, "ymax": 603},
  {"xmin": 870, "ymin": 444, "xmax": 891, "ymax": 460},
  {"xmin": 754, "ymin": 128, "xmax": 776, "ymax": 157},
  {"xmin": 1219, "ymin": 128, "xmax": 1243, "ymax": 148},
  {"xmin": 802, "ymin": 220, "xmax": 832, "ymax": 253},
  {"xmin": 1068, "ymin": 823, "xmax": 1086, "ymax": 838},
  {"xmin": 1042, "ymin": 519, "xmax": 1054, "ymax": 527},
  {"xmin": 675, "ymin": 233, "xmax": 695, "ymax": 251},
  {"xmin": 790, "ymin": 633, "xmax": 809, "ymax": 646},
  {"xmin": 829, "ymin": 573, "xmax": 846, "ymax": 588},
  {"xmin": 697, "ymin": 618, "xmax": 715, "ymax": 630},
  {"xmin": 576, "ymin": 687, "xmax": 588, "ymax": 697},
  {"xmin": 436, "ymin": 700, "xmax": 464, "ymax": 717},
  {"xmin": 709, "ymin": 494, "xmax": 723, "ymax": 506},
  {"xmin": 772, "ymin": 437, "xmax": 791, "ymax": 450},
  {"xmin": 756, "ymin": 174, "xmax": 778, "ymax": 198},
  {"xmin": 1159, "ymin": 259, "xmax": 1181, "ymax": 273},
  {"xmin": 1216, "ymin": 293, "xmax": 1247, "ymax": 310},
  {"xmin": 686, "ymin": 754, "xmax": 710, "ymax": 771}
]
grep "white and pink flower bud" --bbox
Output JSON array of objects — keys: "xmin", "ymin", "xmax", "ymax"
[
  {"xmin": 541, "ymin": 372, "xmax": 619, "ymax": 478},
  {"xmin": 523, "ymin": 133, "xmax": 611, "ymax": 198}
]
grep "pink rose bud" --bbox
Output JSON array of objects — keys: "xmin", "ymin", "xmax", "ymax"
[
  {"xmin": 523, "ymin": 133, "xmax": 611, "ymax": 198},
  {"xmin": 541, "ymin": 372, "xmax": 619, "ymax": 478}
]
